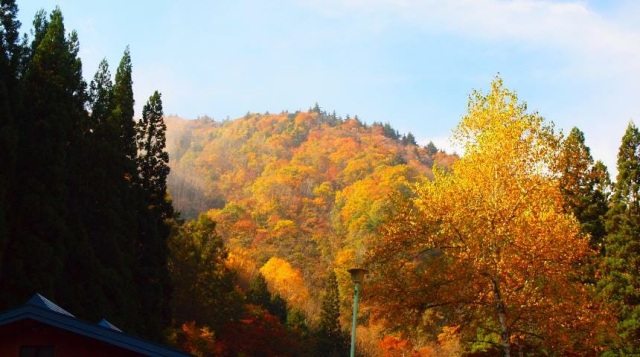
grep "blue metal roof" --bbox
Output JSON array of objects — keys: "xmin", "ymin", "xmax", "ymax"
[
  {"xmin": 26, "ymin": 293, "xmax": 75, "ymax": 317},
  {"xmin": 98, "ymin": 318, "xmax": 123, "ymax": 332},
  {"xmin": 0, "ymin": 294, "xmax": 192, "ymax": 357}
]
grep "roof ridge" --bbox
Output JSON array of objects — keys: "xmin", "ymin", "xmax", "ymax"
[
  {"xmin": 26, "ymin": 293, "xmax": 75, "ymax": 317},
  {"xmin": 97, "ymin": 318, "xmax": 122, "ymax": 332}
]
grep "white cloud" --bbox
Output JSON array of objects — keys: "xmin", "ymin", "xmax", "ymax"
[
  {"xmin": 420, "ymin": 135, "xmax": 464, "ymax": 156},
  {"xmin": 297, "ymin": 0, "xmax": 640, "ymax": 173},
  {"xmin": 299, "ymin": 0, "xmax": 640, "ymax": 73}
]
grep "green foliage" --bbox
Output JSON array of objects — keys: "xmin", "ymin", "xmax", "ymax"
[
  {"xmin": 316, "ymin": 271, "xmax": 348, "ymax": 357},
  {"xmin": 0, "ymin": 6, "xmax": 175, "ymax": 343},
  {"xmin": 246, "ymin": 273, "xmax": 289, "ymax": 324},
  {"xmin": 2, "ymin": 7, "xmax": 85, "ymax": 306},
  {"xmin": 270, "ymin": 293, "xmax": 288, "ymax": 323},
  {"xmin": 600, "ymin": 122, "xmax": 640, "ymax": 354},
  {"xmin": 169, "ymin": 214, "xmax": 242, "ymax": 331},
  {"xmin": 0, "ymin": 0, "xmax": 23, "ymax": 271},
  {"xmin": 112, "ymin": 47, "xmax": 137, "ymax": 162},
  {"xmin": 402, "ymin": 132, "xmax": 417, "ymax": 146},
  {"xmin": 88, "ymin": 59, "xmax": 113, "ymax": 131},
  {"xmin": 247, "ymin": 273, "xmax": 272, "ymax": 307},
  {"xmin": 135, "ymin": 91, "xmax": 174, "ymax": 339},
  {"xmin": 373, "ymin": 121, "xmax": 400, "ymax": 140},
  {"xmin": 425, "ymin": 141, "xmax": 438, "ymax": 155},
  {"xmin": 137, "ymin": 91, "xmax": 172, "ymax": 218},
  {"xmin": 557, "ymin": 127, "xmax": 611, "ymax": 250}
]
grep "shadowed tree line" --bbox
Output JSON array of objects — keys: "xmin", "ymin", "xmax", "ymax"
[{"xmin": 0, "ymin": 2, "xmax": 173, "ymax": 341}]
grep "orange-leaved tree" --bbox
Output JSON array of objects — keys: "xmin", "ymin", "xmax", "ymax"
[
  {"xmin": 367, "ymin": 77, "xmax": 614, "ymax": 356},
  {"xmin": 259, "ymin": 257, "xmax": 311, "ymax": 314}
]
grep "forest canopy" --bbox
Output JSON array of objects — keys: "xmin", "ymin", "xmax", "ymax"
[{"xmin": 2, "ymin": 1, "xmax": 639, "ymax": 356}]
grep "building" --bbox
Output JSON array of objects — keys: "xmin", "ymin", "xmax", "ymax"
[{"xmin": 0, "ymin": 293, "xmax": 191, "ymax": 357}]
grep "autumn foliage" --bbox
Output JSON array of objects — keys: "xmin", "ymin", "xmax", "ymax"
[
  {"xmin": 164, "ymin": 81, "xmax": 623, "ymax": 355},
  {"xmin": 165, "ymin": 108, "xmax": 445, "ymax": 354},
  {"xmin": 367, "ymin": 78, "xmax": 615, "ymax": 355}
]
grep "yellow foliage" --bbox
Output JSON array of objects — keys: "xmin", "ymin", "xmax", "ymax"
[
  {"xmin": 368, "ymin": 77, "xmax": 610, "ymax": 354},
  {"xmin": 259, "ymin": 257, "xmax": 310, "ymax": 312},
  {"xmin": 225, "ymin": 247, "xmax": 257, "ymax": 287}
]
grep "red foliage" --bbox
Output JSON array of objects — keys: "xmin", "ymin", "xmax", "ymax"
[
  {"xmin": 380, "ymin": 335, "xmax": 417, "ymax": 357},
  {"xmin": 216, "ymin": 304, "xmax": 294, "ymax": 356},
  {"xmin": 174, "ymin": 321, "xmax": 222, "ymax": 357}
]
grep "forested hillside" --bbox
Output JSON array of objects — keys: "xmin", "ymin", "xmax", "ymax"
[
  {"xmin": 166, "ymin": 109, "xmax": 450, "ymax": 218},
  {"xmin": 166, "ymin": 110, "xmax": 454, "ymax": 281},
  {"xmin": 6, "ymin": 2, "xmax": 640, "ymax": 356},
  {"xmin": 164, "ymin": 109, "xmax": 458, "ymax": 354},
  {"xmin": 163, "ymin": 82, "xmax": 639, "ymax": 355}
]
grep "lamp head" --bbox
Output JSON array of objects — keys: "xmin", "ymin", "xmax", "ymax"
[{"xmin": 348, "ymin": 268, "xmax": 368, "ymax": 284}]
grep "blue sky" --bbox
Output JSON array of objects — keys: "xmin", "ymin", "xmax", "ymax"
[{"xmin": 18, "ymin": 0, "xmax": 640, "ymax": 174}]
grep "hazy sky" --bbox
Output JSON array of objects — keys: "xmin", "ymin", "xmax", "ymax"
[{"xmin": 18, "ymin": 0, "xmax": 640, "ymax": 174}]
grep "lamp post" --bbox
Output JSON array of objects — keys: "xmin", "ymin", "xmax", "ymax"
[{"xmin": 348, "ymin": 268, "xmax": 367, "ymax": 357}]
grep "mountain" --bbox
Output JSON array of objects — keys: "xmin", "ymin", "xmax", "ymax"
[{"xmin": 165, "ymin": 108, "xmax": 457, "ymax": 310}]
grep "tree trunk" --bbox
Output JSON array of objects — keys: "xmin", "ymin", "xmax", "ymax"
[{"xmin": 491, "ymin": 278, "xmax": 511, "ymax": 357}]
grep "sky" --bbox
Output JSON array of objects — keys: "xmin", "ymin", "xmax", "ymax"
[{"xmin": 18, "ymin": 0, "xmax": 640, "ymax": 175}]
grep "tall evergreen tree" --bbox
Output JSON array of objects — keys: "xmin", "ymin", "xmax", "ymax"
[
  {"xmin": 88, "ymin": 59, "xmax": 113, "ymax": 130},
  {"xmin": 246, "ymin": 273, "xmax": 288, "ymax": 324},
  {"xmin": 137, "ymin": 91, "xmax": 172, "ymax": 219},
  {"xmin": 68, "ymin": 57, "xmax": 140, "ymax": 329},
  {"xmin": 557, "ymin": 127, "xmax": 610, "ymax": 250},
  {"xmin": 0, "ymin": 0, "xmax": 24, "ymax": 272},
  {"xmin": 112, "ymin": 46, "xmax": 137, "ymax": 163},
  {"xmin": 600, "ymin": 122, "xmax": 640, "ymax": 354},
  {"xmin": 585, "ymin": 161, "xmax": 611, "ymax": 249},
  {"xmin": 316, "ymin": 271, "xmax": 347, "ymax": 357},
  {"xmin": 135, "ymin": 91, "xmax": 173, "ymax": 340},
  {"xmin": 0, "ymin": 7, "xmax": 173, "ymax": 340},
  {"xmin": 2, "ymin": 8, "xmax": 87, "ymax": 308},
  {"xmin": 247, "ymin": 273, "xmax": 272, "ymax": 308}
]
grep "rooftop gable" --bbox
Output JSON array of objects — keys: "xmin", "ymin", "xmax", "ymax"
[
  {"xmin": 26, "ymin": 293, "xmax": 74, "ymax": 317},
  {"xmin": 0, "ymin": 294, "xmax": 191, "ymax": 357}
]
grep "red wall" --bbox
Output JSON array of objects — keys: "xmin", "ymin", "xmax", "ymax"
[{"xmin": 0, "ymin": 319, "xmax": 146, "ymax": 357}]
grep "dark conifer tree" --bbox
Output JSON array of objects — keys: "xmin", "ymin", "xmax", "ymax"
[
  {"xmin": 246, "ymin": 273, "xmax": 289, "ymax": 324},
  {"xmin": 89, "ymin": 59, "xmax": 113, "ymax": 129},
  {"xmin": 316, "ymin": 271, "xmax": 348, "ymax": 357},
  {"xmin": 557, "ymin": 127, "xmax": 610, "ymax": 250},
  {"xmin": 585, "ymin": 161, "xmax": 611, "ymax": 249},
  {"xmin": 137, "ymin": 91, "xmax": 172, "ymax": 219},
  {"xmin": 0, "ymin": 0, "xmax": 24, "ymax": 272},
  {"xmin": 0, "ymin": 7, "xmax": 175, "ymax": 340},
  {"xmin": 135, "ymin": 91, "xmax": 173, "ymax": 340},
  {"xmin": 425, "ymin": 141, "xmax": 439, "ymax": 155},
  {"xmin": 600, "ymin": 122, "xmax": 640, "ymax": 354},
  {"xmin": 2, "ymin": 8, "xmax": 87, "ymax": 308},
  {"xmin": 69, "ymin": 57, "xmax": 139, "ymax": 329},
  {"xmin": 112, "ymin": 47, "xmax": 137, "ymax": 164},
  {"xmin": 247, "ymin": 273, "xmax": 272, "ymax": 308},
  {"xmin": 270, "ymin": 293, "xmax": 288, "ymax": 324},
  {"xmin": 402, "ymin": 132, "xmax": 417, "ymax": 146}
]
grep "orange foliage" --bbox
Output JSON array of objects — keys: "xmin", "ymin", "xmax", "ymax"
[
  {"xmin": 367, "ymin": 78, "xmax": 614, "ymax": 354},
  {"xmin": 380, "ymin": 335, "xmax": 416, "ymax": 356},
  {"xmin": 259, "ymin": 257, "xmax": 311, "ymax": 312},
  {"xmin": 173, "ymin": 321, "xmax": 221, "ymax": 357},
  {"xmin": 225, "ymin": 247, "xmax": 257, "ymax": 288},
  {"xmin": 166, "ymin": 109, "xmax": 457, "ymax": 347}
]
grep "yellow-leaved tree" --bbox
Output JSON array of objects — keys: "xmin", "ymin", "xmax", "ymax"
[
  {"xmin": 367, "ymin": 77, "xmax": 614, "ymax": 356},
  {"xmin": 259, "ymin": 257, "xmax": 312, "ymax": 314}
]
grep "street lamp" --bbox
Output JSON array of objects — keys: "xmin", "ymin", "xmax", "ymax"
[{"xmin": 348, "ymin": 268, "xmax": 367, "ymax": 357}]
